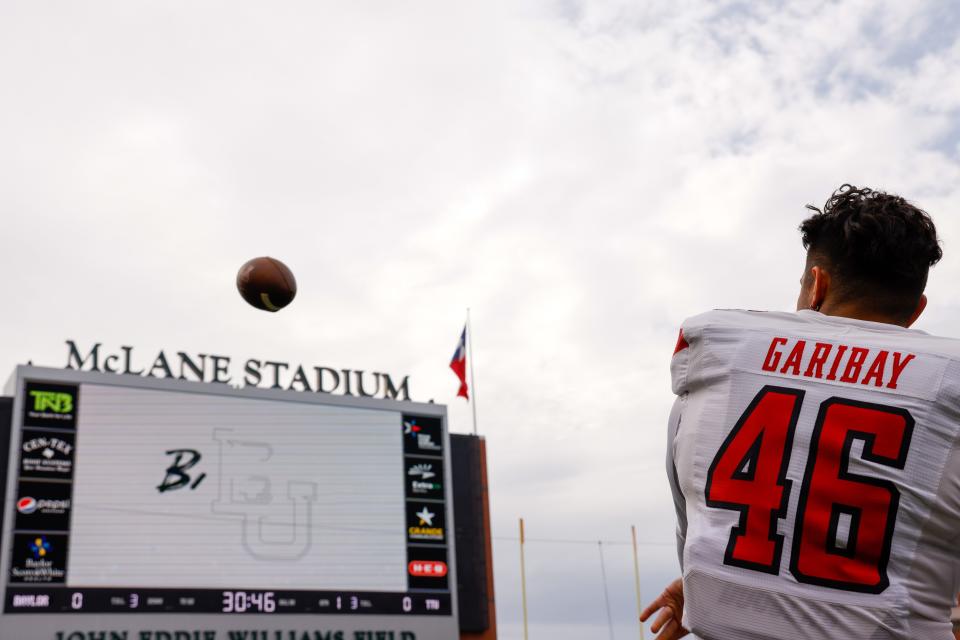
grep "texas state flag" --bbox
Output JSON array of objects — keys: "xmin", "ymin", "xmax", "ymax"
[{"xmin": 450, "ymin": 326, "xmax": 469, "ymax": 400}]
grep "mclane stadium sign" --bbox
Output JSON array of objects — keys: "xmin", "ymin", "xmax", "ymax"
[{"xmin": 61, "ymin": 340, "xmax": 412, "ymax": 401}]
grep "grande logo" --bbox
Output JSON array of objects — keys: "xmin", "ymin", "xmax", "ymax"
[{"xmin": 408, "ymin": 506, "xmax": 444, "ymax": 541}]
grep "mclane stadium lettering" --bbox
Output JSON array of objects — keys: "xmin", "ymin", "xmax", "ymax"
[{"xmin": 63, "ymin": 341, "xmax": 411, "ymax": 401}]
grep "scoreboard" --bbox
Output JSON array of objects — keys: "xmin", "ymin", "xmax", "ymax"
[{"xmin": 0, "ymin": 366, "xmax": 459, "ymax": 640}]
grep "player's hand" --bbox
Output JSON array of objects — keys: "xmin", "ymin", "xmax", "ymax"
[{"xmin": 640, "ymin": 577, "xmax": 689, "ymax": 640}]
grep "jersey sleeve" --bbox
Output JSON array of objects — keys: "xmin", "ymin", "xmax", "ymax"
[
  {"xmin": 667, "ymin": 394, "xmax": 688, "ymax": 569},
  {"xmin": 668, "ymin": 318, "xmax": 701, "ymax": 566},
  {"xmin": 671, "ymin": 315, "xmax": 705, "ymax": 396},
  {"xmin": 671, "ymin": 327, "xmax": 692, "ymax": 396},
  {"xmin": 671, "ymin": 310, "xmax": 736, "ymax": 396}
]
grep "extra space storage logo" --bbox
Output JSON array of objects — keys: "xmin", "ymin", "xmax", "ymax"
[
  {"xmin": 405, "ymin": 460, "xmax": 444, "ymax": 500},
  {"xmin": 22, "ymin": 382, "xmax": 78, "ymax": 429},
  {"xmin": 14, "ymin": 481, "xmax": 72, "ymax": 531}
]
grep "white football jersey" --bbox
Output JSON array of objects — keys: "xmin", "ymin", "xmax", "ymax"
[{"xmin": 668, "ymin": 309, "xmax": 960, "ymax": 640}]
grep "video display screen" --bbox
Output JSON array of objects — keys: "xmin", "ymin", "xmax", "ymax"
[{"xmin": 1, "ymin": 376, "xmax": 454, "ymax": 621}]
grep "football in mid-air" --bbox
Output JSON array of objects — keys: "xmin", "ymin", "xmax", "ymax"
[{"xmin": 236, "ymin": 257, "xmax": 297, "ymax": 312}]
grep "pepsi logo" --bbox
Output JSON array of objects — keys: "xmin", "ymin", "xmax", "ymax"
[{"xmin": 17, "ymin": 497, "xmax": 38, "ymax": 514}]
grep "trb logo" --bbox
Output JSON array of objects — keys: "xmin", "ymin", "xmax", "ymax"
[
  {"xmin": 23, "ymin": 383, "xmax": 78, "ymax": 429},
  {"xmin": 28, "ymin": 391, "xmax": 73, "ymax": 414}
]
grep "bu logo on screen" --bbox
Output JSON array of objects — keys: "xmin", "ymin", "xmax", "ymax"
[{"xmin": 210, "ymin": 430, "xmax": 318, "ymax": 561}]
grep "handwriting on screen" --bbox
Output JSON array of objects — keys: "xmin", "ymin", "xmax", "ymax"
[
  {"xmin": 157, "ymin": 449, "xmax": 207, "ymax": 493},
  {"xmin": 153, "ymin": 437, "xmax": 318, "ymax": 561}
]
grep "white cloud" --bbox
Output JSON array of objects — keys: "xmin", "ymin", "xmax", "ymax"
[{"xmin": 2, "ymin": 0, "xmax": 959, "ymax": 635}]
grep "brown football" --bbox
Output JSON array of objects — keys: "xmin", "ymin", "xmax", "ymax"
[{"xmin": 236, "ymin": 257, "xmax": 297, "ymax": 312}]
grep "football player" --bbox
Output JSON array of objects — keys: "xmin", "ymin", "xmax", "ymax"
[{"xmin": 642, "ymin": 185, "xmax": 958, "ymax": 639}]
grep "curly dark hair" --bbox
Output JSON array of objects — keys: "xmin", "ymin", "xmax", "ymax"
[{"xmin": 800, "ymin": 184, "xmax": 942, "ymax": 320}]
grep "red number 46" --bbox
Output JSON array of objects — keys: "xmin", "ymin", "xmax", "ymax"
[{"xmin": 705, "ymin": 386, "xmax": 914, "ymax": 593}]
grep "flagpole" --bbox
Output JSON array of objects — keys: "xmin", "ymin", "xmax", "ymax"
[
  {"xmin": 632, "ymin": 525, "xmax": 644, "ymax": 640},
  {"xmin": 519, "ymin": 517, "xmax": 529, "ymax": 640},
  {"xmin": 467, "ymin": 307, "xmax": 479, "ymax": 436},
  {"xmin": 598, "ymin": 541, "xmax": 615, "ymax": 640}
]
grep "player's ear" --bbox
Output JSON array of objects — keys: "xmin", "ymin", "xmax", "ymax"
[
  {"xmin": 904, "ymin": 294, "xmax": 927, "ymax": 328},
  {"xmin": 808, "ymin": 266, "xmax": 829, "ymax": 311}
]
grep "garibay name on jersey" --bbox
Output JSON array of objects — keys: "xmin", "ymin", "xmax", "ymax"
[
  {"xmin": 667, "ymin": 308, "xmax": 960, "ymax": 640},
  {"xmin": 761, "ymin": 336, "xmax": 915, "ymax": 390}
]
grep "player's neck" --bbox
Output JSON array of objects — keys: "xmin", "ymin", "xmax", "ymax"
[{"xmin": 818, "ymin": 302, "xmax": 910, "ymax": 328}]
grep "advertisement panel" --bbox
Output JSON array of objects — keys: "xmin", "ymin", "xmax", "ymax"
[{"xmin": 0, "ymin": 366, "xmax": 457, "ymax": 640}]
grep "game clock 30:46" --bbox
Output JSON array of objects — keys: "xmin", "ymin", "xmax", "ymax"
[{"xmin": 221, "ymin": 591, "xmax": 276, "ymax": 613}]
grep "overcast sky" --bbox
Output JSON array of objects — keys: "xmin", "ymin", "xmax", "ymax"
[{"xmin": 2, "ymin": 1, "xmax": 960, "ymax": 637}]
